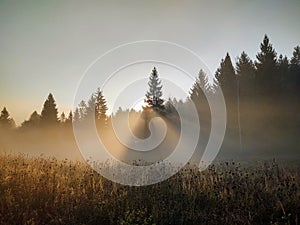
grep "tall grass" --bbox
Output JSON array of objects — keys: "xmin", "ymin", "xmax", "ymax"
[{"xmin": 0, "ymin": 154, "xmax": 299, "ymax": 225}]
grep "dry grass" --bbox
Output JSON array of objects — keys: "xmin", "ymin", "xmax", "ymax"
[{"xmin": 0, "ymin": 153, "xmax": 299, "ymax": 225}]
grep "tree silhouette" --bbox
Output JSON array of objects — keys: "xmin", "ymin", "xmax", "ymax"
[
  {"xmin": 65, "ymin": 111, "xmax": 73, "ymax": 124},
  {"xmin": 290, "ymin": 46, "xmax": 300, "ymax": 65},
  {"xmin": 215, "ymin": 52, "xmax": 239, "ymax": 152},
  {"xmin": 190, "ymin": 69, "xmax": 211, "ymax": 127},
  {"xmin": 215, "ymin": 53, "xmax": 236, "ymax": 98},
  {"xmin": 78, "ymin": 100, "xmax": 87, "ymax": 122},
  {"xmin": 289, "ymin": 46, "xmax": 300, "ymax": 96},
  {"xmin": 41, "ymin": 93, "xmax": 59, "ymax": 125},
  {"xmin": 144, "ymin": 67, "xmax": 165, "ymax": 111},
  {"xmin": 0, "ymin": 107, "xmax": 15, "ymax": 130},
  {"xmin": 21, "ymin": 111, "xmax": 41, "ymax": 129},
  {"xmin": 190, "ymin": 69, "xmax": 210, "ymax": 102},
  {"xmin": 86, "ymin": 94, "xmax": 97, "ymax": 119},
  {"xmin": 95, "ymin": 88, "xmax": 108, "ymax": 123},
  {"xmin": 236, "ymin": 51, "xmax": 255, "ymax": 98},
  {"xmin": 59, "ymin": 112, "xmax": 66, "ymax": 123},
  {"xmin": 255, "ymin": 35, "xmax": 279, "ymax": 96},
  {"xmin": 73, "ymin": 108, "xmax": 80, "ymax": 124},
  {"xmin": 278, "ymin": 54, "xmax": 289, "ymax": 92}
]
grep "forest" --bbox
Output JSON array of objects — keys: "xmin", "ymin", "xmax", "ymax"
[
  {"xmin": 0, "ymin": 35, "xmax": 299, "ymax": 161},
  {"xmin": 0, "ymin": 35, "xmax": 300, "ymax": 225}
]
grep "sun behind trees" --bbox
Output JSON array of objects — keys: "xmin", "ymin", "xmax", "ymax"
[
  {"xmin": 144, "ymin": 67, "xmax": 165, "ymax": 113},
  {"xmin": 0, "ymin": 35, "xmax": 299, "ymax": 160}
]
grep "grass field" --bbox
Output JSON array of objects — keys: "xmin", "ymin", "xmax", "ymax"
[{"xmin": 0, "ymin": 153, "xmax": 299, "ymax": 225}]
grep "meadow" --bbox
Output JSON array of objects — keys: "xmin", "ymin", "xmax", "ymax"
[{"xmin": 0, "ymin": 153, "xmax": 299, "ymax": 225}]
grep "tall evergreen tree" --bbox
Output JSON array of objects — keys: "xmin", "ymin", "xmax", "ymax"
[
  {"xmin": 290, "ymin": 46, "xmax": 300, "ymax": 66},
  {"xmin": 59, "ymin": 112, "xmax": 66, "ymax": 123},
  {"xmin": 73, "ymin": 108, "xmax": 80, "ymax": 124},
  {"xmin": 144, "ymin": 67, "xmax": 164, "ymax": 111},
  {"xmin": 65, "ymin": 111, "xmax": 73, "ymax": 124},
  {"xmin": 190, "ymin": 69, "xmax": 210, "ymax": 101},
  {"xmin": 78, "ymin": 100, "xmax": 87, "ymax": 122},
  {"xmin": 0, "ymin": 107, "xmax": 15, "ymax": 129},
  {"xmin": 21, "ymin": 111, "xmax": 41, "ymax": 128},
  {"xmin": 215, "ymin": 52, "xmax": 237, "ymax": 99},
  {"xmin": 95, "ymin": 88, "xmax": 108, "ymax": 122},
  {"xmin": 40, "ymin": 93, "xmax": 59, "ymax": 125},
  {"xmin": 236, "ymin": 51, "xmax": 255, "ymax": 98},
  {"xmin": 190, "ymin": 69, "xmax": 211, "ymax": 118},
  {"xmin": 289, "ymin": 46, "xmax": 300, "ymax": 95},
  {"xmin": 255, "ymin": 35, "xmax": 279, "ymax": 95},
  {"xmin": 278, "ymin": 54, "xmax": 289, "ymax": 92},
  {"xmin": 86, "ymin": 94, "xmax": 97, "ymax": 119},
  {"xmin": 215, "ymin": 52, "xmax": 238, "ymax": 145},
  {"xmin": 190, "ymin": 69, "xmax": 211, "ymax": 144}
]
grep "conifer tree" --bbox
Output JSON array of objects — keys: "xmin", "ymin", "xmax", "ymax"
[
  {"xmin": 73, "ymin": 108, "xmax": 80, "ymax": 124},
  {"xmin": 144, "ymin": 67, "xmax": 164, "ymax": 111},
  {"xmin": 66, "ymin": 111, "xmax": 73, "ymax": 124},
  {"xmin": 190, "ymin": 69, "xmax": 210, "ymax": 102},
  {"xmin": 255, "ymin": 35, "xmax": 279, "ymax": 95},
  {"xmin": 78, "ymin": 100, "xmax": 87, "ymax": 122},
  {"xmin": 236, "ymin": 51, "xmax": 255, "ymax": 98},
  {"xmin": 215, "ymin": 53, "xmax": 236, "ymax": 98},
  {"xmin": 288, "ymin": 46, "xmax": 300, "ymax": 96},
  {"xmin": 40, "ymin": 93, "xmax": 59, "ymax": 125},
  {"xmin": 21, "ymin": 111, "xmax": 41, "ymax": 128},
  {"xmin": 0, "ymin": 107, "xmax": 15, "ymax": 129},
  {"xmin": 95, "ymin": 88, "xmax": 108, "ymax": 122}
]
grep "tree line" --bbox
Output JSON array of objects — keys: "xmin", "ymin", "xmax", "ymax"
[{"xmin": 0, "ymin": 35, "xmax": 299, "ymax": 158}]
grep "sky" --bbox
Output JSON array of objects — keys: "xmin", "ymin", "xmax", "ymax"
[{"xmin": 0, "ymin": 0, "xmax": 299, "ymax": 125}]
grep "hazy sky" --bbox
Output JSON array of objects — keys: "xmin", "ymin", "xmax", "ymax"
[{"xmin": 0, "ymin": 0, "xmax": 299, "ymax": 124}]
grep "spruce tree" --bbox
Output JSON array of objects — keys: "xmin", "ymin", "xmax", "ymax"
[
  {"xmin": 66, "ymin": 111, "xmax": 73, "ymax": 124},
  {"xmin": 21, "ymin": 111, "xmax": 41, "ymax": 128},
  {"xmin": 289, "ymin": 46, "xmax": 300, "ymax": 96},
  {"xmin": 73, "ymin": 108, "xmax": 80, "ymax": 124},
  {"xmin": 78, "ymin": 100, "xmax": 87, "ymax": 122},
  {"xmin": 215, "ymin": 53, "xmax": 238, "ymax": 133},
  {"xmin": 215, "ymin": 53, "xmax": 236, "ymax": 97},
  {"xmin": 236, "ymin": 51, "xmax": 255, "ymax": 98},
  {"xmin": 95, "ymin": 88, "xmax": 108, "ymax": 122},
  {"xmin": 145, "ymin": 67, "xmax": 164, "ymax": 111},
  {"xmin": 255, "ymin": 35, "xmax": 279, "ymax": 95},
  {"xmin": 0, "ymin": 107, "xmax": 15, "ymax": 129},
  {"xmin": 278, "ymin": 54, "xmax": 289, "ymax": 91},
  {"xmin": 86, "ymin": 94, "xmax": 97, "ymax": 119},
  {"xmin": 290, "ymin": 46, "xmax": 300, "ymax": 66},
  {"xmin": 59, "ymin": 112, "xmax": 66, "ymax": 123},
  {"xmin": 190, "ymin": 69, "xmax": 210, "ymax": 102},
  {"xmin": 41, "ymin": 93, "xmax": 59, "ymax": 125}
]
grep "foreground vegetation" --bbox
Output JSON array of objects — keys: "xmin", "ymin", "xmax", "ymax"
[{"xmin": 0, "ymin": 154, "xmax": 299, "ymax": 225}]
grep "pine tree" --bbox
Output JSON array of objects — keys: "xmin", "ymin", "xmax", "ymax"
[
  {"xmin": 41, "ymin": 93, "xmax": 59, "ymax": 125},
  {"xmin": 73, "ymin": 108, "xmax": 80, "ymax": 124},
  {"xmin": 0, "ymin": 107, "xmax": 15, "ymax": 130},
  {"xmin": 59, "ymin": 112, "xmax": 66, "ymax": 123},
  {"xmin": 236, "ymin": 51, "xmax": 255, "ymax": 98},
  {"xmin": 86, "ymin": 94, "xmax": 97, "ymax": 119},
  {"xmin": 78, "ymin": 100, "xmax": 87, "ymax": 122},
  {"xmin": 215, "ymin": 53, "xmax": 238, "ymax": 147},
  {"xmin": 290, "ymin": 46, "xmax": 300, "ymax": 66},
  {"xmin": 144, "ymin": 67, "xmax": 164, "ymax": 111},
  {"xmin": 66, "ymin": 111, "xmax": 73, "ymax": 124},
  {"xmin": 278, "ymin": 54, "xmax": 289, "ymax": 91},
  {"xmin": 289, "ymin": 46, "xmax": 300, "ymax": 95},
  {"xmin": 95, "ymin": 88, "xmax": 108, "ymax": 122},
  {"xmin": 21, "ymin": 111, "xmax": 41, "ymax": 128},
  {"xmin": 215, "ymin": 53, "xmax": 236, "ymax": 101},
  {"xmin": 255, "ymin": 35, "xmax": 279, "ymax": 95},
  {"xmin": 190, "ymin": 69, "xmax": 210, "ymax": 102}
]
